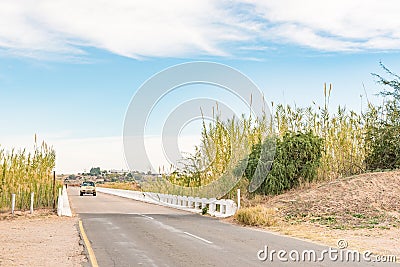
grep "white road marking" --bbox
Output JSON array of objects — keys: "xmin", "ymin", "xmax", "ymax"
[
  {"xmin": 131, "ymin": 213, "xmax": 213, "ymax": 245},
  {"xmin": 183, "ymin": 232, "xmax": 213, "ymax": 244},
  {"xmin": 140, "ymin": 214, "xmax": 154, "ymax": 220}
]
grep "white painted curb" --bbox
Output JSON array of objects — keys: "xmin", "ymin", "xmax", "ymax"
[
  {"xmin": 57, "ymin": 185, "xmax": 72, "ymax": 217},
  {"xmin": 96, "ymin": 187, "xmax": 237, "ymax": 217}
]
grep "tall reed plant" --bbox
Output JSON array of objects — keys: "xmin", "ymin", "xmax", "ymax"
[{"xmin": 0, "ymin": 138, "xmax": 57, "ymax": 211}]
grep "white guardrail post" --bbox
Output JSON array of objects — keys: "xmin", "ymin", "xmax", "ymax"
[
  {"xmin": 201, "ymin": 198, "xmax": 207, "ymax": 209},
  {"xmin": 194, "ymin": 197, "xmax": 201, "ymax": 210},
  {"xmin": 182, "ymin": 196, "xmax": 188, "ymax": 207},
  {"xmin": 209, "ymin": 199, "xmax": 216, "ymax": 215},
  {"xmin": 30, "ymin": 192, "xmax": 34, "ymax": 214},
  {"xmin": 237, "ymin": 189, "xmax": 240, "ymax": 210},
  {"xmin": 57, "ymin": 187, "xmax": 63, "ymax": 216},
  {"xmin": 188, "ymin": 197, "xmax": 194, "ymax": 209},
  {"xmin": 11, "ymin": 193, "xmax": 16, "ymax": 215},
  {"xmin": 219, "ymin": 200, "xmax": 226, "ymax": 215}
]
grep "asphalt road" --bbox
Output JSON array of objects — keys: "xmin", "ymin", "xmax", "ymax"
[{"xmin": 68, "ymin": 187, "xmax": 395, "ymax": 267}]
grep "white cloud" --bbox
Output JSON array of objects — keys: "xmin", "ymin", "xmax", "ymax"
[
  {"xmin": 0, "ymin": 0, "xmax": 399, "ymax": 59},
  {"xmin": 0, "ymin": 0, "xmax": 252, "ymax": 59},
  {"xmin": 246, "ymin": 0, "xmax": 400, "ymax": 51}
]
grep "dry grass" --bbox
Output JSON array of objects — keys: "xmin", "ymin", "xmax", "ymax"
[
  {"xmin": 0, "ymin": 208, "xmax": 56, "ymax": 221},
  {"xmin": 235, "ymin": 205, "xmax": 277, "ymax": 227},
  {"xmin": 98, "ymin": 182, "xmax": 141, "ymax": 191}
]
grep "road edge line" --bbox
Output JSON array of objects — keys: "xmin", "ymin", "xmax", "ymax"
[{"xmin": 79, "ymin": 220, "xmax": 99, "ymax": 267}]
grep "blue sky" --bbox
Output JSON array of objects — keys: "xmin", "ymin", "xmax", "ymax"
[{"xmin": 1, "ymin": 0, "xmax": 399, "ymax": 173}]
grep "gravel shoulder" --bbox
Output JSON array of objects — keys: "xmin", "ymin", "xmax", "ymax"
[{"xmin": 0, "ymin": 209, "xmax": 87, "ymax": 267}]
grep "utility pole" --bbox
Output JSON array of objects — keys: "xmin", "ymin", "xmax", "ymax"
[{"xmin": 52, "ymin": 171, "xmax": 56, "ymax": 209}]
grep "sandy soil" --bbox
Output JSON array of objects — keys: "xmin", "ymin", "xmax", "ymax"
[
  {"xmin": 0, "ymin": 209, "xmax": 87, "ymax": 267},
  {"xmin": 232, "ymin": 170, "xmax": 400, "ymax": 262},
  {"xmin": 269, "ymin": 222, "xmax": 400, "ymax": 259},
  {"xmin": 272, "ymin": 171, "xmax": 400, "ymax": 229}
]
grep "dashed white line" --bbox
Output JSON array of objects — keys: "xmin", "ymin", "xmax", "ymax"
[
  {"xmin": 183, "ymin": 232, "xmax": 213, "ymax": 244},
  {"xmin": 140, "ymin": 214, "xmax": 154, "ymax": 220}
]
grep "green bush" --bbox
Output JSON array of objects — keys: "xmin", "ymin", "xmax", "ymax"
[
  {"xmin": 243, "ymin": 131, "xmax": 323, "ymax": 195},
  {"xmin": 365, "ymin": 103, "xmax": 400, "ymax": 170}
]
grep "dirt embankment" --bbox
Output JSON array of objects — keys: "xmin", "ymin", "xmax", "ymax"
[
  {"xmin": 273, "ymin": 171, "xmax": 400, "ymax": 229},
  {"xmin": 0, "ymin": 210, "xmax": 86, "ymax": 267},
  {"xmin": 234, "ymin": 171, "xmax": 400, "ymax": 258}
]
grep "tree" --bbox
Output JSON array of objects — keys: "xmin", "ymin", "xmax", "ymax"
[
  {"xmin": 241, "ymin": 132, "xmax": 323, "ymax": 195},
  {"xmin": 365, "ymin": 63, "xmax": 400, "ymax": 170},
  {"xmin": 372, "ymin": 62, "xmax": 400, "ymax": 101},
  {"xmin": 90, "ymin": 167, "xmax": 101, "ymax": 176}
]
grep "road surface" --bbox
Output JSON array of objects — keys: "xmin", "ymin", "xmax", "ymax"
[{"xmin": 68, "ymin": 187, "xmax": 393, "ymax": 267}]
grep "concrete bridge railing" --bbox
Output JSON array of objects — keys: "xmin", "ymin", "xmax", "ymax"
[{"xmin": 96, "ymin": 187, "xmax": 237, "ymax": 218}]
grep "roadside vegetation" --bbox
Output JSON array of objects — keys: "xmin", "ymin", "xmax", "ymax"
[
  {"xmin": 0, "ymin": 138, "xmax": 58, "ymax": 212},
  {"xmin": 235, "ymin": 205, "xmax": 277, "ymax": 227},
  {"xmin": 236, "ymin": 63, "xmax": 400, "ymax": 226},
  {"xmin": 155, "ymin": 63, "xmax": 400, "ymax": 226}
]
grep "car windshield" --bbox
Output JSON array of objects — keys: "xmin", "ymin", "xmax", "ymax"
[{"xmin": 82, "ymin": 181, "xmax": 95, "ymax": 186}]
